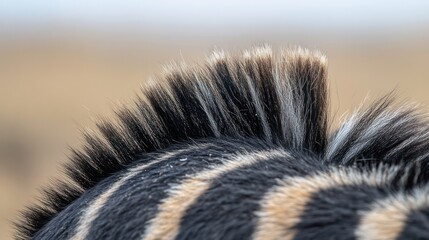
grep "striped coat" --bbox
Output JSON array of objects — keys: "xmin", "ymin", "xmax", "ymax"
[{"xmin": 16, "ymin": 46, "xmax": 429, "ymax": 240}]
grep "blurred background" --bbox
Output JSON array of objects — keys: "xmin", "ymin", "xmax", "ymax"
[{"xmin": 1, "ymin": 0, "xmax": 429, "ymax": 238}]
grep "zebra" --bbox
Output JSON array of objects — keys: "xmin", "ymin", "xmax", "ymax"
[{"xmin": 15, "ymin": 46, "xmax": 429, "ymax": 240}]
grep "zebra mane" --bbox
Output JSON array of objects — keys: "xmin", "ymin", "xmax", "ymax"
[{"xmin": 16, "ymin": 45, "xmax": 429, "ymax": 239}]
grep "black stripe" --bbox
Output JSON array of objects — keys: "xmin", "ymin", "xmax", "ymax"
[
  {"xmin": 85, "ymin": 138, "xmax": 273, "ymax": 240},
  {"xmin": 397, "ymin": 206, "xmax": 429, "ymax": 240},
  {"xmin": 31, "ymin": 167, "xmax": 130, "ymax": 239},
  {"xmin": 288, "ymin": 55, "xmax": 328, "ymax": 154},
  {"xmin": 292, "ymin": 184, "xmax": 391, "ymax": 240},
  {"xmin": 175, "ymin": 151, "xmax": 324, "ymax": 240}
]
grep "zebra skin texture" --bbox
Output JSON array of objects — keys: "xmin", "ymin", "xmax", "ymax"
[{"xmin": 16, "ymin": 46, "xmax": 429, "ymax": 240}]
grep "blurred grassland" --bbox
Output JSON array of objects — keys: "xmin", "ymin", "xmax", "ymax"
[{"xmin": 1, "ymin": 34, "xmax": 429, "ymax": 239}]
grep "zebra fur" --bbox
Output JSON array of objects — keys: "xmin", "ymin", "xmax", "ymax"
[{"xmin": 16, "ymin": 46, "xmax": 429, "ymax": 240}]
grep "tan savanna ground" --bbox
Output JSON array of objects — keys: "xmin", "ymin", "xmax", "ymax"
[{"xmin": 1, "ymin": 34, "xmax": 429, "ymax": 239}]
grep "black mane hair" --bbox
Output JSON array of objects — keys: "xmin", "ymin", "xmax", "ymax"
[{"xmin": 15, "ymin": 46, "xmax": 429, "ymax": 239}]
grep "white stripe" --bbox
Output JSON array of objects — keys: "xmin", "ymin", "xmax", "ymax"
[
  {"xmin": 325, "ymin": 113, "xmax": 358, "ymax": 160},
  {"xmin": 356, "ymin": 186, "xmax": 429, "ymax": 240},
  {"xmin": 342, "ymin": 111, "xmax": 399, "ymax": 163},
  {"xmin": 244, "ymin": 73, "xmax": 272, "ymax": 142},
  {"xmin": 194, "ymin": 77, "xmax": 220, "ymax": 137}
]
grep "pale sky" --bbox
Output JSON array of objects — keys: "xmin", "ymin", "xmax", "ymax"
[{"xmin": 1, "ymin": 0, "xmax": 429, "ymax": 34}]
